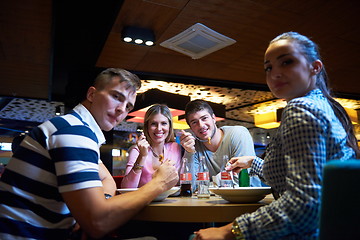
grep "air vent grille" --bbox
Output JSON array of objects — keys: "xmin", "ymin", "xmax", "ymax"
[{"xmin": 160, "ymin": 23, "xmax": 236, "ymax": 59}]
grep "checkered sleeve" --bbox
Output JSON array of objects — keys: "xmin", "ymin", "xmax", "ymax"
[
  {"xmin": 235, "ymin": 100, "xmax": 328, "ymax": 239},
  {"xmin": 250, "ymin": 156, "xmax": 264, "ymax": 180}
]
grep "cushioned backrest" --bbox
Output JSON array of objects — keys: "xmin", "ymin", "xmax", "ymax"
[{"xmin": 319, "ymin": 159, "xmax": 360, "ymax": 240}]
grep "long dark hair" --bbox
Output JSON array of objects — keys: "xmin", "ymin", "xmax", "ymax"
[{"xmin": 270, "ymin": 32, "xmax": 359, "ymax": 158}]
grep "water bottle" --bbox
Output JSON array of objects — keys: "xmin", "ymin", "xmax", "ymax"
[
  {"xmin": 180, "ymin": 158, "xmax": 192, "ymax": 197},
  {"xmin": 197, "ymin": 156, "xmax": 210, "ymax": 199},
  {"xmin": 220, "ymin": 155, "xmax": 233, "ymax": 188}
]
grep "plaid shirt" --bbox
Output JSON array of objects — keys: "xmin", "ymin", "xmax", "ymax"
[{"xmin": 237, "ymin": 89, "xmax": 355, "ymax": 239}]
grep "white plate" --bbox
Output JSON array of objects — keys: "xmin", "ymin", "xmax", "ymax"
[
  {"xmin": 209, "ymin": 187, "xmax": 272, "ymax": 203},
  {"xmin": 117, "ymin": 187, "xmax": 180, "ymax": 202}
]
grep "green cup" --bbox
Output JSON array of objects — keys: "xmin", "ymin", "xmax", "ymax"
[{"xmin": 239, "ymin": 169, "xmax": 250, "ymax": 187}]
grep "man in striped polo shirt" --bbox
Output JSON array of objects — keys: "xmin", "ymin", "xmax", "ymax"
[{"xmin": 0, "ymin": 68, "xmax": 179, "ymax": 240}]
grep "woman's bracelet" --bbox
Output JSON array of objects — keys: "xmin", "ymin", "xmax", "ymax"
[
  {"xmin": 133, "ymin": 163, "xmax": 144, "ymax": 170},
  {"xmin": 232, "ymin": 221, "xmax": 245, "ymax": 240}
]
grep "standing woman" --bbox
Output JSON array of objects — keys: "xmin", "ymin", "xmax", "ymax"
[
  {"xmin": 193, "ymin": 32, "xmax": 359, "ymax": 239},
  {"xmin": 121, "ymin": 104, "xmax": 183, "ymax": 188}
]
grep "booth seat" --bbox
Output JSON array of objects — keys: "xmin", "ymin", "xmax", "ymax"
[{"xmin": 319, "ymin": 159, "xmax": 360, "ymax": 240}]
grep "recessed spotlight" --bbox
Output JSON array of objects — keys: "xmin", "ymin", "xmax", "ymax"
[
  {"xmin": 123, "ymin": 37, "xmax": 132, "ymax": 42},
  {"xmin": 121, "ymin": 26, "xmax": 155, "ymax": 47},
  {"xmin": 134, "ymin": 39, "xmax": 143, "ymax": 44},
  {"xmin": 145, "ymin": 40, "xmax": 154, "ymax": 46}
]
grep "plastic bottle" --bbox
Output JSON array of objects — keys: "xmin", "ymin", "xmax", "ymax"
[
  {"xmin": 220, "ymin": 155, "xmax": 233, "ymax": 188},
  {"xmin": 196, "ymin": 156, "xmax": 210, "ymax": 198},
  {"xmin": 180, "ymin": 158, "xmax": 192, "ymax": 197}
]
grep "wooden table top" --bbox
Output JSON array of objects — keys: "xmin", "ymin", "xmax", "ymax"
[{"xmin": 133, "ymin": 194, "xmax": 274, "ymax": 223}]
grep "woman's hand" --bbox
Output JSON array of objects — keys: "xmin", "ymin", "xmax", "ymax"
[
  {"xmin": 225, "ymin": 156, "xmax": 255, "ymax": 174},
  {"xmin": 136, "ymin": 133, "xmax": 150, "ymax": 157},
  {"xmin": 193, "ymin": 223, "xmax": 235, "ymax": 240}
]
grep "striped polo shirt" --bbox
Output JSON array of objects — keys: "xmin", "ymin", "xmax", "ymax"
[{"xmin": 0, "ymin": 104, "xmax": 105, "ymax": 240}]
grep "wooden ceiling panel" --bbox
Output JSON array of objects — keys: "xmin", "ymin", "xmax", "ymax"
[
  {"xmin": 97, "ymin": 0, "xmax": 185, "ymax": 68},
  {"xmin": 1, "ymin": 0, "xmax": 360, "ymax": 137},
  {"xmin": 136, "ymin": 52, "xmax": 227, "ymax": 78},
  {"xmin": 108, "ymin": 0, "xmax": 184, "ymax": 37},
  {"xmin": 97, "ymin": 0, "xmax": 360, "ymax": 95},
  {"xmin": 1, "ymin": 0, "xmax": 360, "ymax": 102},
  {"xmin": 142, "ymin": 0, "xmax": 189, "ymax": 9},
  {"xmin": 0, "ymin": 1, "xmax": 52, "ymax": 99},
  {"xmin": 0, "ymin": 62, "xmax": 50, "ymax": 98},
  {"xmin": 99, "ymin": 32, "xmax": 153, "ymax": 69}
]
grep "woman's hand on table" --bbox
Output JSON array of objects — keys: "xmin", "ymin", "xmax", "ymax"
[{"xmin": 192, "ymin": 223, "xmax": 235, "ymax": 240}]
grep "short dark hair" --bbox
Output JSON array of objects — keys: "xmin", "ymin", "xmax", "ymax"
[
  {"xmin": 184, "ymin": 99, "xmax": 214, "ymax": 124},
  {"xmin": 93, "ymin": 68, "xmax": 141, "ymax": 94}
]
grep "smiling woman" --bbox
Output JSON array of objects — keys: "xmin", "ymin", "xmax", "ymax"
[{"xmin": 121, "ymin": 104, "xmax": 183, "ymax": 188}]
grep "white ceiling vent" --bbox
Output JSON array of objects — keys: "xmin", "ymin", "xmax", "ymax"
[{"xmin": 160, "ymin": 23, "xmax": 236, "ymax": 59}]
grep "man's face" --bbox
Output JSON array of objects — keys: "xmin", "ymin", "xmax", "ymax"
[
  {"xmin": 187, "ymin": 109, "xmax": 216, "ymax": 140},
  {"xmin": 87, "ymin": 77, "xmax": 136, "ymax": 131}
]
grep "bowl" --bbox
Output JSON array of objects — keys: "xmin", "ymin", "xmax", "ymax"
[
  {"xmin": 117, "ymin": 186, "xmax": 180, "ymax": 201},
  {"xmin": 209, "ymin": 187, "xmax": 272, "ymax": 203}
]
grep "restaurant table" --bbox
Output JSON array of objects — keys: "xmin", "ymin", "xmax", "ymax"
[
  {"xmin": 113, "ymin": 194, "xmax": 274, "ymax": 240},
  {"xmin": 132, "ymin": 194, "xmax": 274, "ymax": 223}
]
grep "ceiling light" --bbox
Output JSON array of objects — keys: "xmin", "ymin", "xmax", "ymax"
[
  {"xmin": 145, "ymin": 40, "xmax": 154, "ymax": 46},
  {"xmin": 134, "ymin": 39, "xmax": 143, "ymax": 44},
  {"xmin": 55, "ymin": 105, "xmax": 63, "ymax": 116},
  {"xmin": 126, "ymin": 89, "xmax": 190, "ymax": 129},
  {"xmin": 254, "ymin": 104, "xmax": 360, "ymax": 129},
  {"xmin": 172, "ymin": 116, "xmax": 190, "ymax": 130},
  {"xmin": 126, "ymin": 89, "xmax": 226, "ymax": 129},
  {"xmin": 254, "ymin": 108, "xmax": 283, "ymax": 129},
  {"xmin": 123, "ymin": 37, "xmax": 132, "ymax": 42},
  {"xmin": 345, "ymin": 108, "xmax": 359, "ymax": 124},
  {"xmin": 121, "ymin": 26, "xmax": 155, "ymax": 46}
]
